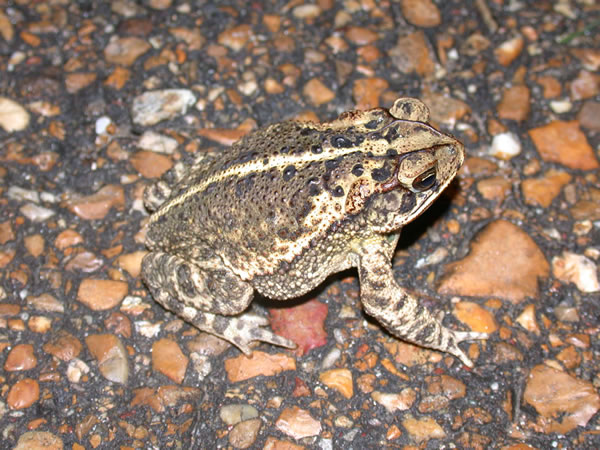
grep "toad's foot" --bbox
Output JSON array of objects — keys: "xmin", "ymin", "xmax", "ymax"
[
  {"xmin": 165, "ymin": 295, "xmax": 296, "ymax": 354},
  {"xmin": 212, "ymin": 312, "xmax": 297, "ymax": 355},
  {"xmin": 435, "ymin": 328, "xmax": 489, "ymax": 367}
]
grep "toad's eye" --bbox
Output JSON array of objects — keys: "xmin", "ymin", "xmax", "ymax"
[{"xmin": 412, "ymin": 167, "xmax": 437, "ymax": 192}]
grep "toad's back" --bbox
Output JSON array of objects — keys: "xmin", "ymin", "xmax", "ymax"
[{"xmin": 145, "ymin": 120, "xmax": 372, "ymax": 276}]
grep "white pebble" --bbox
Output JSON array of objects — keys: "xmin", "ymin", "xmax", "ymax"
[
  {"xmin": 95, "ymin": 116, "xmax": 112, "ymax": 135},
  {"xmin": 489, "ymin": 132, "xmax": 521, "ymax": 160},
  {"xmin": 549, "ymin": 99, "xmax": 572, "ymax": 114}
]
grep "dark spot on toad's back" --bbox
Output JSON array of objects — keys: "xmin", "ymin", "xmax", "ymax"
[
  {"xmin": 283, "ymin": 165, "xmax": 296, "ymax": 181},
  {"xmin": 332, "ymin": 135, "xmax": 352, "ymax": 148},
  {"xmin": 365, "ymin": 119, "xmax": 379, "ymax": 129},
  {"xmin": 352, "ymin": 164, "xmax": 364, "ymax": 176},
  {"xmin": 372, "ymin": 164, "xmax": 392, "ymax": 182},
  {"xmin": 325, "ymin": 158, "xmax": 341, "ymax": 171}
]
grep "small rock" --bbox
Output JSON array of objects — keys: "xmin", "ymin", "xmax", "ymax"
[
  {"xmin": 66, "ymin": 184, "xmax": 125, "ymax": 220},
  {"xmin": 494, "ymin": 36, "xmax": 523, "ymax": 67},
  {"xmin": 20, "ymin": 203, "xmax": 55, "ymax": 222},
  {"xmin": 390, "ymin": 31, "xmax": 436, "ymax": 77},
  {"xmin": 371, "ymin": 389, "xmax": 416, "ymax": 413},
  {"xmin": 28, "ymin": 316, "xmax": 51, "ymax": 333},
  {"xmin": 549, "ymin": 99, "xmax": 573, "ymax": 114},
  {"xmin": 577, "ymin": 101, "xmax": 600, "ymax": 131},
  {"xmin": 134, "ymin": 320, "xmax": 161, "ymax": 338},
  {"xmin": 402, "ymin": 414, "xmax": 446, "ymax": 443},
  {"xmin": 384, "ymin": 340, "xmax": 440, "ymax": 367},
  {"xmin": 8, "ymin": 186, "xmax": 40, "ymax": 203},
  {"xmin": 115, "ymin": 251, "xmax": 146, "ymax": 278},
  {"xmin": 218, "ymin": 24, "xmax": 252, "ymax": 52},
  {"xmin": 229, "ymin": 419, "xmax": 262, "ymax": 449},
  {"xmin": 421, "ymin": 90, "xmax": 471, "ymax": 126},
  {"xmin": 24, "ymin": 234, "xmax": 44, "ymax": 257},
  {"xmin": 0, "ymin": 11, "xmax": 14, "ymax": 42},
  {"xmin": 415, "ymin": 247, "xmax": 448, "ymax": 268},
  {"xmin": 43, "ymin": 330, "xmax": 82, "ymax": 362},
  {"xmin": 64, "ymin": 250, "xmax": 104, "ymax": 272},
  {"xmin": 152, "ymin": 338, "xmax": 188, "ymax": 384},
  {"xmin": 476, "ymin": 176, "xmax": 512, "ymax": 203},
  {"xmin": 7, "ymin": 378, "xmax": 39, "ymax": 409},
  {"xmin": 524, "ymin": 364, "xmax": 600, "ymax": 433},
  {"xmin": 521, "ymin": 169, "xmax": 571, "ymax": 208},
  {"xmin": 54, "ymin": 229, "xmax": 84, "ymax": 250},
  {"xmin": 148, "ymin": 0, "xmax": 172, "ymax": 10},
  {"xmin": 104, "ymin": 36, "xmax": 151, "ymax": 66},
  {"xmin": 570, "ymin": 70, "xmax": 600, "ymax": 101},
  {"xmin": 400, "ymin": 0, "xmax": 441, "ymax": 27},
  {"xmin": 497, "ymin": 85, "xmax": 530, "ymax": 122},
  {"xmin": 104, "ymin": 312, "xmax": 132, "ymax": 338},
  {"xmin": 27, "ymin": 293, "xmax": 64, "ymax": 313},
  {"xmin": 352, "ymin": 77, "xmax": 389, "ymax": 110},
  {"xmin": 14, "ymin": 431, "xmax": 63, "ymax": 450},
  {"xmin": 571, "ymin": 48, "xmax": 600, "ymax": 71},
  {"xmin": 67, "ymin": 358, "xmax": 90, "ymax": 383},
  {"xmin": 220, "ymin": 404, "xmax": 259, "ymax": 426},
  {"xmin": 86, "ymin": 334, "xmax": 129, "ymax": 384},
  {"xmin": 0, "ymin": 97, "xmax": 30, "ymax": 132},
  {"xmin": 275, "ymin": 406, "xmax": 322, "ymax": 439},
  {"xmin": 198, "ymin": 117, "xmax": 256, "ymax": 146},
  {"xmin": 4, "ymin": 344, "xmax": 37, "ymax": 371},
  {"xmin": 536, "ymin": 75, "xmax": 561, "ymax": 98},
  {"xmin": 516, "ymin": 304, "xmax": 541, "ymax": 335},
  {"xmin": 493, "ymin": 342, "xmax": 523, "ymax": 364},
  {"xmin": 0, "ymin": 221, "xmax": 15, "ymax": 244},
  {"xmin": 319, "ymin": 368, "xmax": 353, "ymax": 399},
  {"xmin": 453, "ymin": 301, "xmax": 498, "ymax": 333},
  {"xmin": 131, "ymin": 151, "xmax": 173, "ymax": 178},
  {"xmin": 528, "ymin": 120, "xmax": 598, "ymax": 170},
  {"xmin": 169, "ymin": 27, "xmax": 205, "ymax": 50},
  {"xmin": 292, "ymin": 4, "xmax": 321, "ymax": 20},
  {"xmin": 554, "ymin": 304, "xmax": 579, "ymax": 322},
  {"xmin": 0, "ymin": 248, "xmax": 15, "ymax": 268},
  {"xmin": 425, "ymin": 374, "xmax": 466, "ymax": 399},
  {"xmin": 552, "ymin": 251, "xmax": 599, "ymax": 293},
  {"xmin": 225, "ymin": 351, "xmax": 296, "ymax": 382},
  {"xmin": 269, "ymin": 298, "xmax": 328, "ymax": 356},
  {"xmin": 95, "ymin": 116, "xmax": 112, "ymax": 135},
  {"xmin": 303, "ymin": 78, "xmax": 335, "ymax": 106},
  {"xmin": 556, "ymin": 345, "xmax": 581, "ymax": 369},
  {"xmin": 489, "ymin": 132, "xmax": 521, "ymax": 160},
  {"xmin": 264, "ymin": 78, "xmax": 285, "ymax": 94},
  {"xmin": 65, "ymin": 73, "xmax": 97, "ymax": 94},
  {"xmin": 131, "ymin": 89, "xmax": 196, "ymax": 126},
  {"xmin": 77, "ymin": 279, "xmax": 128, "ymax": 311},
  {"xmin": 344, "ymin": 26, "xmax": 379, "ymax": 45},
  {"xmin": 27, "ymin": 100, "xmax": 61, "ymax": 117}
]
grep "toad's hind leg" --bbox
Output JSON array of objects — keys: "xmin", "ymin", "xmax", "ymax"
[{"xmin": 141, "ymin": 252, "xmax": 295, "ymax": 353}]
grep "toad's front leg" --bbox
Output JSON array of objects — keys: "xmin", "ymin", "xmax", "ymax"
[{"xmin": 357, "ymin": 240, "xmax": 487, "ymax": 367}]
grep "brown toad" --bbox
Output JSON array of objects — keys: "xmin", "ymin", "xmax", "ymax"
[{"xmin": 142, "ymin": 98, "xmax": 486, "ymax": 366}]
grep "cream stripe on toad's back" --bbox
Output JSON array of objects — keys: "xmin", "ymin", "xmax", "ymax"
[{"xmin": 152, "ymin": 143, "xmax": 369, "ymax": 221}]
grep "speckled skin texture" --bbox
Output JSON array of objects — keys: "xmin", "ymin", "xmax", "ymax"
[{"xmin": 142, "ymin": 98, "xmax": 487, "ymax": 366}]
